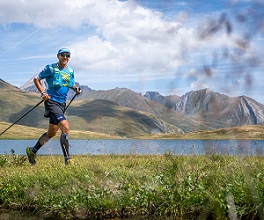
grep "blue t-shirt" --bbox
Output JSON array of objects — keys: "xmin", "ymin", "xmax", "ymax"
[{"xmin": 38, "ymin": 63, "xmax": 75, "ymax": 103}]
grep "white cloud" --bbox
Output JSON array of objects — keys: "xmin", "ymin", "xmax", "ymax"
[
  {"xmin": 66, "ymin": 0, "xmax": 200, "ymax": 82},
  {"xmin": 0, "ymin": 0, "xmax": 235, "ymax": 80},
  {"xmin": 1, "ymin": 0, "xmax": 263, "ymax": 103},
  {"xmin": 190, "ymin": 80, "xmax": 208, "ymax": 91},
  {"xmin": 0, "ymin": 0, "xmax": 198, "ymax": 77},
  {"xmin": 0, "ymin": 0, "xmax": 92, "ymax": 28}
]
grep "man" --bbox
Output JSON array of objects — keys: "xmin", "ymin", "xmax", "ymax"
[{"xmin": 26, "ymin": 47, "xmax": 81, "ymax": 165}]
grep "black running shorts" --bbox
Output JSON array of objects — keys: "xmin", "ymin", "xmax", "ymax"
[{"xmin": 44, "ymin": 100, "xmax": 66, "ymax": 125}]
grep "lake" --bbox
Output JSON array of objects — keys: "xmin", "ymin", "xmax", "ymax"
[{"xmin": 0, "ymin": 139, "xmax": 264, "ymax": 156}]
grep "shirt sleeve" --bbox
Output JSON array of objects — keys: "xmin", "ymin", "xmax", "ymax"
[{"xmin": 38, "ymin": 64, "xmax": 53, "ymax": 79}]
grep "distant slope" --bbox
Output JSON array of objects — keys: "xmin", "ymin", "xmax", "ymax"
[
  {"xmin": 78, "ymin": 88, "xmax": 211, "ymax": 133},
  {"xmin": 144, "ymin": 91, "xmax": 181, "ymax": 109},
  {"xmin": 137, "ymin": 125, "xmax": 264, "ymax": 140},
  {"xmin": 21, "ymin": 77, "xmax": 264, "ymax": 131},
  {"xmin": 0, "ymin": 79, "xmax": 46, "ymax": 128},
  {"xmin": 66, "ymin": 99, "xmax": 180, "ymax": 137},
  {"xmin": 0, "ymin": 122, "xmax": 120, "ymax": 139},
  {"xmin": 17, "ymin": 78, "xmax": 264, "ymax": 133},
  {"xmin": 175, "ymin": 89, "xmax": 264, "ymax": 128},
  {"xmin": 0, "ymin": 79, "xmax": 183, "ymax": 137},
  {"xmin": 143, "ymin": 88, "xmax": 264, "ymax": 129},
  {"xmin": 2, "ymin": 121, "xmax": 264, "ymax": 140}
]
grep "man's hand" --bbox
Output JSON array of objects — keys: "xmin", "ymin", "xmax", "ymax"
[
  {"xmin": 75, "ymin": 87, "xmax": 82, "ymax": 95},
  {"xmin": 41, "ymin": 92, "xmax": 50, "ymax": 101}
]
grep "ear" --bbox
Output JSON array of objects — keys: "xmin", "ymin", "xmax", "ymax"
[{"xmin": 57, "ymin": 54, "xmax": 60, "ymax": 59}]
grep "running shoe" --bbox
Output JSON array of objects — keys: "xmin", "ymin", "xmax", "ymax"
[
  {"xmin": 65, "ymin": 158, "xmax": 74, "ymax": 165},
  {"xmin": 26, "ymin": 147, "xmax": 36, "ymax": 165}
]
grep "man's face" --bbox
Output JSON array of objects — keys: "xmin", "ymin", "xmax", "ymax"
[{"xmin": 57, "ymin": 53, "xmax": 70, "ymax": 66}]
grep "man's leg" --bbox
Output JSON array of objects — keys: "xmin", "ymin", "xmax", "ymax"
[
  {"xmin": 58, "ymin": 120, "xmax": 72, "ymax": 164},
  {"xmin": 31, "ymin": 133, "xmax": 50, "ymax": 154},
  {"xmin": 47, "ymin": 123, "xmax": 59, "ymax": 138},
  {"xmin": 35, "ymin": 123, "xmax": 59, "ymax": 152},
  {"xmin": 26, "ymin": 124, "xmax": 58, "ymax": 165}
]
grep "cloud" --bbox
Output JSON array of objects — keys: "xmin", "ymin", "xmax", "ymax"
[
  {"xmin": 1, "ymin": 0, "xmax": 263, "ymax": 103},
  {"xmin": 190, "ymin": 81, "xmax": 209, "ymax": 91},
  {"xmin": 0, "ymin": 0, "xmax": 235, "ymax": 80},
  {"xmin": 0, "ymin": 0, "xmax": 76, "ymax": 28},
  {"xmin": 0, "ymin": 0, "xmax": 197, "ymax": 77},
  {"xmin": 67, "ymin": 0, "xmax": 200, "ymax": 82}
]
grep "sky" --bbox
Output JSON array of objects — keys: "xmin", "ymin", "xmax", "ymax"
[{"xmin": 0, "ymin": 0, "xmax": 264, "ymax": 103}]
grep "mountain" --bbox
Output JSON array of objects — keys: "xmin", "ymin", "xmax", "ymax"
[
  {"xmin": 0, "ymin": 78, "xmax": 18, "ymax": 89},
  {"xmin": 20, "ymin": 75, "xmax": 46, "ymax": 93},
  {"xmin": 175, "ymin": 89, "xmax": 264, "ymax": 128},
  {"xmin": 138, "ymin": 124, "xmax": 264, "ymax": 140},
  {"xmin": 66, "ymin": 99, "xmax": 179, "ymax": 137},
  {"xmin": 144, "ymin": 88, "xmax": 264, "ymax": 128},
  {"xmin": 18, "ymin": 78, "xmax": 264, "ymax": 132},
  {"xmin": 77, "ymin": 87, "xmax": 210, "ymax": 132},
  {"xmin": 144, "ymin": 91, "xmax": 181, "ymax": 109},
  {"xmin": 0, "ymin": 79, "xmax": 186, "ymax": 137},
  {"xmin": 0, "ymin": 78, "xmax": 46, "ymax": 128}
]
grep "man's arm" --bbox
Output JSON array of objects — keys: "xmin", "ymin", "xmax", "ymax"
[{"xmin": 33, "ymin": 77, "xmax": 50, "ymax": 100}]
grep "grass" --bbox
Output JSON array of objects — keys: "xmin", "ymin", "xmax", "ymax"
[
  {"xmin": 136, "ymin": 125, "xmax": 264, "ymax": 140},
  {"xmin": 0, "ymin": 122, "xmax": 121, "ymax": 140},
  {"xmin": 0, "ymin": 152, "xmax": 263, "ymax": 219}
]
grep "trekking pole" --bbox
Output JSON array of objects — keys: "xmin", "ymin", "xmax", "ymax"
[
  {"xmin": 64, "ymin": 93, "xmax": 77, "ymax": 113},
  {"xmin": 0, "ymin": 99, "xmax": 44, "ymax": 137}
]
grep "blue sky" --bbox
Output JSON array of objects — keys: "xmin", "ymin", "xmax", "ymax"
[{"xmin": 0, "ymin": 0, "xmax": 264, "ymax": 104}]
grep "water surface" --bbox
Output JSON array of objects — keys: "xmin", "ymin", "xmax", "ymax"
[{"xmin": 0, "ymin": 139, "xmax": 263, "ymax": 156}]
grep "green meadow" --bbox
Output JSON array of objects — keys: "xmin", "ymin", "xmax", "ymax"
[
  {"xmin": 1, "ymin": 123, "xmax": 264, "ymax": 219},
  {"xmin": 0, "ymin": 152, "xmax": 263, "ymax": 219}
]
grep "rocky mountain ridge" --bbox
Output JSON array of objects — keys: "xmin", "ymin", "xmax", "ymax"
[
  {"xmin": 0, "ymin": 78, "xmax": 198, "ymax": 137},
  {"xmin": 4, "ymin": 77, "xmax": 264, "ymax": 134},
  {"xmin": 146, "ymin": 88, "xmax": 264, "ymax": 128},
  {"xmin": 144, "ymin": 91, "xmax": 181, "ymax": 109}
]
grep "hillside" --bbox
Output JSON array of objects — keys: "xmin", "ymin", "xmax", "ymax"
[
  {"xmin": 0, "ymin": 79, "xmax": 46, "ymax": 128},
  {"xmin": 0, "ymin": 79, "xmax": 184, "ymax": 138},
  {"xmin": 144, "ymin": 91, "xmax": 181, "ymax": 109},
  {"xmin": 4, "ymin": 77, "xmax": 264, "ymax": 138},
  {"xmin": 0, "ymin": 122, "xmax": 120, "ymax": 139},
  {"xmin": 143, "ymin": 89, "xmax": 264, "ymax": 128},
  {"xmin": 137, "ymin": 124, "xmax": 264, "ymax": 140},
  {"xmin": 1, "ymin": 121, "xmax": 264, "ymax": 140},
  {"xmin": 20, "ymin": 77, "xmax": 264, "ymax": 132},
  {"xmin": 78, "ymin": 88, "xmax": 211, "ymax": 132},
  {"xmin": 174, "ymin": 89, "xmax": 264, "ymax": 128},
  {"xmin": 64, "ymin": 99, "xmax": 180, "ymax": 137}
]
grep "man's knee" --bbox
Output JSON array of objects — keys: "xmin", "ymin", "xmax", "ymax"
[
  {"xmin": 47, "ymin": 125, "xmax": 59, "ymax": 137},
  {"xmin": 63, "ymin": 126, "xmax": 70, "ymax": 134},
  {"xmin": 59, "ymin": 120, "xmax": 70, "ymax": 134},
  {"xmin": 47, "ymin": 131, "xmax": 56, "ymax": 138}
]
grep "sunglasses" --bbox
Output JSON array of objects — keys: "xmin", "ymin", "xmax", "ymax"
[{"xmin": 59, "ymin": 53, "xmax": 70, "ymax": 58}]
